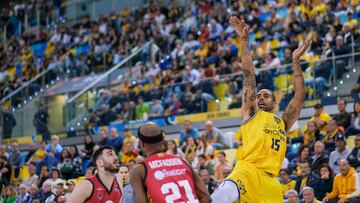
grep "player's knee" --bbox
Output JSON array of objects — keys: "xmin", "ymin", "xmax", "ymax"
[{"xmin": 211, "ymin": 180, "xmax": 239, "ymax": 203}]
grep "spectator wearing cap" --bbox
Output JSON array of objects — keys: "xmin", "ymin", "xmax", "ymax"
[
  {"xmin": 323, "ymin": 159, "xmax": 360, "ymax": 203},
  {"xmin": 329, "ymin": 134, "xmax": 351, "ymax": 174},
  {"xmin": 279, "ymin": 169, "xmax": 296, "ymax": 198},
  {"xmin": 317, "ymin": 164, "xmax": 334, "ymax": 200},
  {"xmin": 179, "ymin": 120, "xmax": 199, "ymax": 147},
  {"xmin": 310, "ymin": 141, "xmax": 329, "ymax": 172},
  {"xmin": 309, "ymin": 104, "xmax": 331, "ymax": 134},
  {"xmin": 323, "ymin": 119, "xmax": 342, "ymax": 153},
  {"xmin": 106, "ymin": 127, "xmax": 123, "ymax": 151},
  {"xmin": 344, "ymin": 101, "xmax": 360, "ymax": 137},
  {"xmin": 64, "ymin": 180, "xmax": 76, "ymax": 201},
  {"xmin": 302, "ymin": 186, "xmax": 322, "ymax": 203},
  {"xmin": 294, "ymin": 162, "xmax": 319, "ymax": 195},
  {"xmin": 333, "ymin": 100, "xmax": 351, "ymax": 129},
  {"xmin": 347, "ymin": 134, "xmax": 360, "ymax": 172},
  {"xmin": 285, "ymin": 190, "xmax": 300, "ymax": 203}
]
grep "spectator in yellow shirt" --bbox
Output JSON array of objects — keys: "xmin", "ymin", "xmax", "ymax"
[
  {"xmin": 279, "ymin": 169, "xmax": 296, "ymax": 198},
  {"xmin": 345, "ymin": 12, "xmax": 358, "ymax": 29},
  {"xmin": 309, "ymin": 104, "xmax": 331, "ymax": 133},
  {"xmin": 28, "ymin": 141, "xmax": 47, "ymax": 163},
  {"xmin": 122, "ymin": 128, "xmax": 136, "ymax": 149}
]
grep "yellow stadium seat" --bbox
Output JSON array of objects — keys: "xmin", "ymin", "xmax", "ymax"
[
  {"xmin": 20, "ymin": 165, "xmax": 30, "ymax": 181},
  {"xmin": 214, "ymin": 83, "xmax": 229, "ymax": 100},
  {"xmin": 271, "ymin": 39, "xmax": 280, "ymax": 49},
  {"xmin": 274, "ymin": 74, "xmax": 290, "ymax": 91},
  {"xmin": 207, "ymin": 101, "xmax": 218, "ymax": 112},
  {"xmin": 347, "ymin": 136, "xmax": 355, "ymax": 150}
]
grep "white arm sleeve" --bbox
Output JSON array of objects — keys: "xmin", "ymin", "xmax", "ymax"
[{"xmin": 211, "ymin": 180, "xmax": 239, "ymax": 203}]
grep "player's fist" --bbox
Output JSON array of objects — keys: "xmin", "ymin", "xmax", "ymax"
[
  {"xmin": 229, "ymin": 16, "xmax": 249, "ymax": 41},
  {"xmin": 292, "ymin": 34, "xmax": 312, "ymax": 62}
]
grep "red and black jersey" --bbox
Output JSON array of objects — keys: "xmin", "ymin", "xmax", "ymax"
[
  {"xmin": 142, "ymin": 152, "xmax": 199, "ymax": 203},
  {"xmin": 85, "ymin": 173, "xmax": 122, "ymax": 203}
]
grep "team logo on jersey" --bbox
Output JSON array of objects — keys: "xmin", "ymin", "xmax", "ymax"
[
  {"xmin": 273, "ymin": 116, "xmax": 281, "ymax": 124},
  {"xmin": 237, "ymin": 179, "xmax": 247, "ymax": 195},
  {"xmin": 114, "ymin": 186, "xmax": 120, "ymax": 192},
  {"xmin": 154, "ymin": 170, "xmax": 165, "ymax": 180},
  {"xmin": 157, "ymin": 153, "xmax": 165, "ymax": 157},
  {"xmin": 97, "ymin": 191, "xmax": 104, "ymax": 200}
]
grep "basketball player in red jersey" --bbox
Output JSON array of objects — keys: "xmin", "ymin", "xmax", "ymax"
[
  {"xmin": 130, "ymin": 122, "xmax": 210, "ymax": 203},
  {"xmin": 68, "ymin": 145, "xmax": 123, "ymax": 203}
]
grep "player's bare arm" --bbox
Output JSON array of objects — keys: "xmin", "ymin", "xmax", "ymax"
[
  {"xmin": 230, "ymin": 16, "xmax": 258, "ymax": 120},
  {"xmin": 282, "ymin": 36, "xmax": 311, "ymax": 132},
  {"xmin": 130, "ymin": 164, "xmax": 148, "ymax": 203},
  {"xmin": 67, "ymin": 179, "xmax": 92, "ymax": 203},
  {"xmin": 192, "ymin": 169, "xmax": 211, "ymax": 203}
]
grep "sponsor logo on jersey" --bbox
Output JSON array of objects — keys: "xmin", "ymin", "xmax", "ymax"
[
  {"xmin": 237, "ymin": 179, "xmax": 247, "ymax": 195},
  {"xmin": 148, "ymin": 158, "xmax": 183, "ymax": 169},
  {"xmin": 273, "ymin": 116, "xmax": 281, "ymax": 124},
  {"xmin": 114, "ymin": 186, "xmax": 120, "ymax": 192},
  {"xmin": 97, "ymin": 190, "xmax": 103, "ymax": 200},
  {"xmin": 154, "ymin": 169, "xmax": 187, "ymax": 180}
]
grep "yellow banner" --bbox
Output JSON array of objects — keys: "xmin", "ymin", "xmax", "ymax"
[
  {"xmin": 175, "ymin": 109, "xmax": 241, "ymax": 124},
  {"xmin": 3, "ymin": 135, "xmax": 42, "ymax": 145}
]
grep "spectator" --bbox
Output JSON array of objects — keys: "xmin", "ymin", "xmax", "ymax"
[
  {"xmin": 197, "ymin": 154, "xmax": 214, "ymax": 175},
  {"xmin": 329, "ymin": 134, "xmax": 351, "ymax": 174},
  {"xmin": 69, "ymin": 145, "xmax": 83, "ymax": 178},
  {"xmin": 184, "ymin": 137, "xmax": 197, "ymax": 164},
  {"xmin": 16, "ymin": 184, "xmax": 29, "ymax": 203},
  {"xmin": 9, "ymin": 141, "xmax": 21, "ymax": 179},
  {"xmin": 23, "ymin": 164, "xmax": 38, "ymax": 187},
  {"xmin": 347, "ymin": 134, "xmax": 360, "ymax": 172},
  {"xmin": 166, "ymin": 94, "xmax": 181, "ymax": 116},
  {"xmin": 317, "ymin": 164, "xmax": 334, "ymax": 200},
  {"xmin": 25, "ymin": 142, "xmax": 37, "ymax": 164},
  {"xmin": 292, "ymin": 121, "xmax": 321, "ymax": 150},
  {"xmin": 54, "ymin": 183, "xmax": 65, "ymax": 202},
  {"xmin": 1, "ymin": 106, "xmax": 16, "ymax": 139},
  {"xmin": 43, "ymin": 168, "xmax": 64, "ymax": 193},
  {"xmin": 0, "ymin": 145, "xmax": 9, "ymax": 160},
  {"xmin": 344, "ymin": 101, "xmax": 360, "ymax": 137},
  {"xmin": 310, "ymin": 141, "xmax": 329, "ymax": 172},
  {"xmin": 333, "ymin": 35, "xmax": 351, "ymax": 79},
  {"xmin": 302, "ymin": 186, "xmax": 322, "ymax": 203},
  {"xmin": 98, "ymin": 129, "xmax": 108, "ymax": 145},
  {"xmin": 179, "ymin": 120, "xmax": 199, "ymax": 146},
  {"xmin": 118, "ymin": 101, "xmax": 136, "ymax": 122},
  {"xmin": 105, "ymin": 127, "xmax": 123, "ymax": 151},
  {"xmin": 3, "ymin": 186, "xmax": 17, "ymax": 203},
  {"xmin": 286, "ymin": 190, "xmax": 300, "ymax": 203},
  {"xmin": 81, "ymin": 135, "xmax": 96, "ymax": 160},
  {"xmin": 165, "ymin": 140, "xmax": 185, "ymax": 158},
  {"xmin": 45, "ymin": 135, "xmax": 63, "ymax": 169},
  {"xmin": 122, "ymin": 128, "xmax": 136, "ymax": 149},
  {"xmin": 24, "ymin": 184, "xmax": 41, "ymax": 203},
  {"xmin": 0, "ymin": 156, "xmax": 12, "ymax": 188},
  {"xmin": 33, "ymin": 104, "xmax": 50, "ymax": 140},
  {"xmin": 289, "ymin": 145, "xmax": 311, "ymax": 174},
  {"xmin": 189, "ymin": 90, "xmax": 208, "ymax": 113},
  {"xmin": 98, "ymin": 104, "xmax": 117, "ymax": 126},
  {"xmin": 148, "ymin": 99, "xmax": 164, "ymax": 118},
  {"xmin": 200, "ymin": 169, "xmax": 216, "ymax": 194},
  {"xmin": 208, "ymin": 18, "xmax": 223, "ymax": 40},
  {"xmin": 309, "ymin": 104, "xmax": 331, "ymax": 134},
  {"xmin": 294, "ymin": 162, "xmax": 319, "ymax": 195},
  {"xmin": 37, "ymin": 166, "xmax": 49, "ymax": 188},
  {"xmin": 135, "ymin": 96, "xmax": 150, "ymax": 120},
  {"xmin": 119, "ymin": 142, "xmax": 138, "ymax": 164},
  {"xmin": 64, "ymin": 180, "xmax": 76, "ymax": 201},
  {"xmin": 323, "ymin": 119, "xmax": 342, "ymax": 153},
  {"xmin": 280, "ymin": 169, "xmax": 296, "ymax": 198},
  {"xmin": 323, "ymin": 159, "xmax": 360, "ymax": 203},
  {"xmin": 333, "ymin": 100, "xmax": 351, "ymax": 129},
  {"xmin": 201, "ymin": 120, "xmax": 226, "ymax": 149},
  {"xmin": 40, "ymin": 182, "xmax": 56, "ymax": 203},
  {"xmin": 214, "ymin": 151, "xmax": 231, "ymax": 182},
  {"xmin": 196, "ymin": 138, "xmax": 214, "ymax": 159}
]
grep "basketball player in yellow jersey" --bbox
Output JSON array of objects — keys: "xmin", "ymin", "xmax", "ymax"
[{"xmin": 211, "ymin": 16, "xmax": 311, "ymax": 203}]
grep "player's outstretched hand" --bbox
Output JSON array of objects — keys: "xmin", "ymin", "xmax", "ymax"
[
  {"xmin": 292, "ymin": 34, "xmax": 312, "ymax": 62},
  {"xmin": 229, "ymin": 16, "xmax": 249, "ymax": 41}
]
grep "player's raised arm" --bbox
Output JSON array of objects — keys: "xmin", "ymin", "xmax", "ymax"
[
  {"xmin": 282, "ymin": 36, "xmax": 311, "ymax": 132},
  {"xmin": 67, "ymin": 180, "xmax": 92, "ymax": 203},
  {"xmin": 230, "ymin": 16, "xmax": 258, "ymax": 120},
  {"xmin": 130, "ymin": 164, "xmax": 148, "ymax": 203}
]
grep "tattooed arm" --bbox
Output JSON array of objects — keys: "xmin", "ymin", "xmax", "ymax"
[
  {"xmin": 230, "ymin": 16, "xmax": 258, "ymax": 120},
  {"xmin": 282, "ymin": 37, "xmax": 311, "ymax": 132}
]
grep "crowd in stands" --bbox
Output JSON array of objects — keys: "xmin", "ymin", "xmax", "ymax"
[{"xmin": 1, "ymin": 0, "xmax": 360, "ymax": 202}]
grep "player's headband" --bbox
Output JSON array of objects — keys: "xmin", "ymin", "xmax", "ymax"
[{"xmin": 138, "ymin": 126, "xmax": 164, "ymax": 144}]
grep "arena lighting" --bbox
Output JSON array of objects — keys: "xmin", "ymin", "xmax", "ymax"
[
  {"xmin": 327, "ymin": 93, "xmax": 331, "ymax": 97},
  {"xmin": 17, "ymin": 104, "xmax": 21, "ymax": 108},
  {"xmin": 45, "ymin": 84, "xmax": 49, "ymax": 89},
  {"xmin": 353, "ymin": 69, "xmax": 357, "ymax": 73},
  {"xmin": 23, "ymin": 100, "xmax": 27, "ymax": 104},
  {"xmin": 34, "ymin": 92, "xmax": 38, "ymax": 96},
  {"xmin": 70, "ymin": 127, "xmax": 74, "ymax": 131},
  {"xmin": 333, "ymin": 86, "xmax": 338, "ymax": 91},
  {"xmin": 166, "ymin": 55, "xmax": 170, "ymax": 59},
  {"xmin": 83, "ymin": 117, "xmax": 87, "ymax": 121},
  {"xmin": 76, "ymin": 122, "xmax": 81, "ymax": 126},
  {"xmin": 12, "ymin": 108, "xmax": 15, "ymax": 112},
  {"xmin": 66, "ymin": 69, "xmax": 70, "ymax": 74},
  {"xmin": 197, "ymin": 31, "xmax": 201, "ymax": 35},
  {"xmin": 339, "ymin": 80, "xmax": 343, "ymax": 85},
  {"xmin": 346, "ymin": 74, "xmax": 350, "ymax": 78},
  {"xmin": 29, "ymin": 96, "xmax": 32, "ymax": 100},
  {"xmin": 50, "ymin": 80, "xmax": 54, "ymax": 84},
  {"xmin": 215, "ymin": 99, "xmax": 219, "ymax": 103},
  {"xmin": 56, "ymin": 77, "xmax": 60, "ymax": 81},
  {"xmin": 40, "ymin": 88, "xmax": 44, "ymax": 92},
  {"xmin": 160, "ymin": 59, "xmax": 164, "ymax": 63}
]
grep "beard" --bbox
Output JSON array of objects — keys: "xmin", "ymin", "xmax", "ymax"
[{"xmin": 104, "ymin": 161, "xmax": 120, "ymax": 173}]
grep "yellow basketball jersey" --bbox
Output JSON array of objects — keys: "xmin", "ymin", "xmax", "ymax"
[{"xmin": 237, "ymin": 110, "xmax": 286, "ymax": 176}]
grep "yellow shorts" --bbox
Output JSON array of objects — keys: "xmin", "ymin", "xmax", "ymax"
[{"xmin": 225, "ymin": 160, "xmax": 282, "ymax": 203}]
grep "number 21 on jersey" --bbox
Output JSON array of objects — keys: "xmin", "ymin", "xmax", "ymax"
[{"xmin": 161, "ymin": 180, "xmax": 199, "ymax": 203}]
